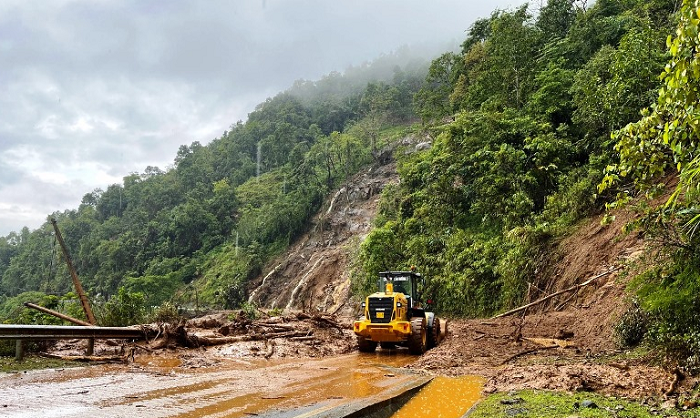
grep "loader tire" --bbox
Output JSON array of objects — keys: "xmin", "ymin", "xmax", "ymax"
[
  {"xmin": 407, "ymin": 316, "xmax": 427, "ymax": 355},
  {"xmin": 427, "ymin": 315, "xmax": 440, "ymax": 349},
  {"xmin": 357, "ymin": 336, "xmax": 377, "ymax": 353}
]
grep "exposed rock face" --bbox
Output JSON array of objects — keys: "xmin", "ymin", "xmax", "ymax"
[{"xmin": 247, "ymin": 159, "xmax": 398, "ymax": 317}]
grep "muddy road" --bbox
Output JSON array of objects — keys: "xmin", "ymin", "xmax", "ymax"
[{"xmin": 0, "ymin": 352, "xmax": 437, "ymax": 418}]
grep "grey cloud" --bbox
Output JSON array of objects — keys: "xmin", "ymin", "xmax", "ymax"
[
  {"xmin": 0, "ymin": 0, "xmax": 520, "ymax": 236},
  {"xmin": 0, "ymin": 161, "xmax": 24, "ymax": 187}
]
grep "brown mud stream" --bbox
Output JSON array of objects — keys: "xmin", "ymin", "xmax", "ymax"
[
  {"xmin": 0, "ymin": 351, "xmax": 471, "ymax": 418},
  {"xmin": 391, "ymin": 376, "xmax": 484, "ymax": 418}
]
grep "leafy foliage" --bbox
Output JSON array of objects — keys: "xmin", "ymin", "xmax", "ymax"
[
  {"xmin": 597, "ymin": 0, "xmax": 700, "ymax": 371},
  {"xmin": 615, "ymin": 299, "xmax": 649, "ymax": 347},
  {"xmin": 357, "ymin": 0, "xmax": 676, "ymax": 317},
  {"xmin": 631, "ymin": 260, "xmax": 700, "ymax": 372},
  {"xmin": 93, "ymin": 288, "xmax": 147, "ymax": 327}
]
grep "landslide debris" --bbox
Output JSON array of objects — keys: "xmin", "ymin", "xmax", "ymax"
[
  {"xmin": 246, "ymin": 148, "xmax": 402, "ymax": 316},
  {"xmin": 47, "ymin": 311, "xmax": 356, "ymax": 363},
  {"xmin": 410, "ymin": 205, "xmax": 699, "ymax": 403}
]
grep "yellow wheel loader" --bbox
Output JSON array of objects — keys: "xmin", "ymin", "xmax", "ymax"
[{"xmin": 353, "ymin": 270, "xmax": 447, "ymax": 354}]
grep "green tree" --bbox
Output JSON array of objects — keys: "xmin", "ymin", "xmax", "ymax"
[
  {"xmin": 414, "ymin": 53, "xmax": 461, "ymax": 123},
  {"xmin": 478, "ymin": 6, "xmax": 542, "ymax": 109},
  {"xmin": 536, "ymin": 0, "xmax": 576, "ymax": 41},
  {"xmin": 602, "ymin": 0, "xmax": 700, "ymax": 233}
]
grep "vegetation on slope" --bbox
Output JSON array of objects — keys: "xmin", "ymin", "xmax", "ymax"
[
  {"xmin": 356, "ymin": 0, "xmax": 675, "ymax": 316},
  {"xmin": 0, "ymin": 51, "xmax": 427, "ymax": 324},
  {"xmin": 604, "ymin": 0, "xmax": 700, "ymax": 372},
  {"xmin": 1, "ymin": 0, "xmax": 698, "ymax": 373}
]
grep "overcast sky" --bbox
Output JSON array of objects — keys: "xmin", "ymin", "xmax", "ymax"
[{"xmin": 0, "ymin": 0, "xmax": 521, "ymax": 237}]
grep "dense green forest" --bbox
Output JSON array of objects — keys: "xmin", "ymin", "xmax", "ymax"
[
  {"xmin": 3, "ymin": 0, "xmax": 700, "ymax": 370},
  {"xmin": 0, "ymin": 50, "xmax": 428, "ymax": 324},
  {"xmin": 357, "ymin": 0, "xmax": 676, "ymax": 312},
  {"xmin": 355, "ymin": 0, "xmax": 700, "ymax": 370}
]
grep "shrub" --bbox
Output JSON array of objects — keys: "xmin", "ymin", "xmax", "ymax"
[
  {"xmin": 615, "ymin": 299, "xmax": 648, "ymax": 347},
  {"xmin": 633, "ymin": 258, "xmax": 700, "ymax": 373},
  {"xmin": 94, "ymin": 288, "xmax": 147, "ymax": 327},
  {"xmin": 148, "ymin": 302, "xmax": 180, "ymax": 324},
  {"xmin": 239, "ymin": 302, "xmax": 260, "ymax": 320}
]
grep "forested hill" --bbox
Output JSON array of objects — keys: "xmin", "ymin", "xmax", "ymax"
[
  {"xmin": 355, "ymin": 0, "xmax": 677, "ymax": 315},
  {"xmin": 0, "ymin": 50, "xmax": 428, "ymax": 318},
  {"xmin": 4, "ymin": 0, "xmax": 700, "ymax": 371},
  {"xmin": 354, "ymin": 0, "xmax": 700, "ymax": 371}
]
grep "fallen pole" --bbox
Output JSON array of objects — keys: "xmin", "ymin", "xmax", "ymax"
[
  {"xmin": 51, "ymin": 218, "xmax": 96, "ymax": 325},
  {"xmin": 23, "ymin": 302, "xmax": 92, "ymax": 326},
  {"xmin": 491, "ymin": 267, "xmax": 622, "ymax": 319},
  {"xmin": 0, "ymin": 325, "xmax": 143, "ymax": 340}
]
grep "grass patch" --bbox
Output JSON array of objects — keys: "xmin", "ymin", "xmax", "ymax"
[
  {"xmin": 591, "ymin": 346, "xmax": 657, "ymax": 365},
  {"xmin": 0, "ymin": 356, "xmax": 81, "ymax": 373},
  {"xmin": 468, "ymin": 390, "xmax": 694, "ymax": 418}
]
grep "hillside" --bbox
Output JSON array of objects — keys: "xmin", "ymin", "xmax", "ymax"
[
  {"xmin": 246, "ymin": 137, "xmax": 413, "ymax": 315},
  {"xmin": 3, "ymin": 0, "xmax": 700, "ymax": 384},
  {"xmin": 242, "ymin": 129, "xmax": 697, "ymax": 399}
]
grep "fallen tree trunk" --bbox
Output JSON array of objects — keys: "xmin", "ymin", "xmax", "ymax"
[
  {"xmin": 500, "ymin": 345, "xmax": 559, "ymax": 365},
  {"xmin": 40, "ymin": 353, "xmax": 128, "ymax": 363},
  {"xmin": 289, "ymin": 336, "xmax": 316, "ymax": 341},
  {"xmin": 295, "ymin": 312, "xmax": 345, "ymax": 331},
  {"xmin": 196, "ymin": 330, "xmax": 312, "ymax": 346},
  {"xmin": 492, "ymin": 268, "xmax": 621, "ymax": 319},
  {"xmin": 146, "ymin": 322, "xmax": 314, "ymax": 349},
  {"xmin": 24, "ymin": 302, "xmax": 92, "ymax": 326}
]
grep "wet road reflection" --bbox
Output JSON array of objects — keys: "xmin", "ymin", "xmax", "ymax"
[{"xmin": 0, "ymin": 351, "xmax": 440, "ymax": 417}]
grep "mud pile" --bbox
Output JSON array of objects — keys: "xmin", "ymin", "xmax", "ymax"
[{"xmin": 47, "ymin": 311, "xmax": 356, "ymax": 362}]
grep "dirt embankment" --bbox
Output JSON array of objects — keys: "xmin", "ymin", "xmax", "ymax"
[
  {"xmin": 239, "ymin": 138, "xmax": 695, "ymax": 402},
  {"xmin": 42, "ymin": 147, "xmax": 692, "ymax": 406},
  {"xmin": 413, "ymin": 204, "xmax": 698, "ymax": 403}
]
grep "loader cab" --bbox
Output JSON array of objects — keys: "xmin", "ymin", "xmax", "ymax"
[{"xmin": 378, "ymin": 271, "xmax": 421, "ymax": 308}]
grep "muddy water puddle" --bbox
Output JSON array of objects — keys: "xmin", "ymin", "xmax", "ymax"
[
  {"xmin": 0, "ymin": 351, "xmax": 439, "ymax": 417},
  {"xmin": 392, "ymin": 375, "xmax": 485, "ymax": 418}
]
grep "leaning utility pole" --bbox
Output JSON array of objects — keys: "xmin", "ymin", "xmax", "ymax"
[{"xmin": 50, "ymin": 218, "xmax": 96, "ymax": 325}]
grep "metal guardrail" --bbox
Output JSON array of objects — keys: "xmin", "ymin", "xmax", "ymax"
[{"xmin": 0, "ymin": 325, "xmax": 144, "ymax": 340}]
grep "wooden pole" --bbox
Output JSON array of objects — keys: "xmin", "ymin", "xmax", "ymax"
[
  {"xmin": 86, "ymin": 338, "xmax": 95, "ymax": 356},
  {"xmin": 50, "ymin": 218, "xmax": 96, "ymax": 325},
  {"xmin": 491, "ymin": 267, "xmax": 622, "ymax": 319},
  {"xmin": 23, "ymin": 302, "xmax": 92, "ymax": 326}
]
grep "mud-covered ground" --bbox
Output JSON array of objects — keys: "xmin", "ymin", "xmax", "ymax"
[
  {"xmin": 415, "ymin": 317, "xmax": 695, "ymax": 402},
  {"xmin": 0, "ymin": 351, "xmax": 424, "ymax": 418},
  {"xmin": 40, "ymin": 294, "xmax": 698, "ymax": 407},
  {"xmin": 4, "ymin": 292, "xmax": 698, "ymax": 416},
  {"xmin": 412, "ymin": 265, "xmax": 698, "ymax": 405}
]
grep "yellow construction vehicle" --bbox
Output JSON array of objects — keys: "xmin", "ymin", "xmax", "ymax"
[{"xmin": 353, "ymin": 270, "xmax": 447, "ymax": 354}]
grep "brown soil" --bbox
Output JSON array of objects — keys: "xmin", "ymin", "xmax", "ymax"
[
  {"xmin": 239, "ymin": 151, "xmax": 697, "ymax": 404},
  {"xmin": 29, "ymin": 146, "xmax": 696, "ymax": 409},
  {"xmin": 410, "ymin": 202, "xmax": 698, "ymax": 403}
]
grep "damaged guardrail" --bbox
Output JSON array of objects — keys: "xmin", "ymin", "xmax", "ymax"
[
  {"xmin": 0, "ymin": 324, "xmax": 144, "ymax": 360},
  {"xmin": 0, "ymin": 324, "xmax": 144, "ymax": 340}
]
